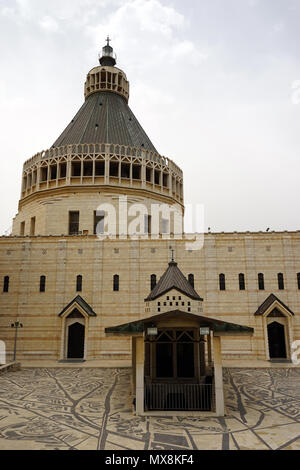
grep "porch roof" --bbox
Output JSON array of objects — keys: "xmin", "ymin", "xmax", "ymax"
[{"xmin": 105, "ymin": 310, "xmax": 254, "ymax": 336}]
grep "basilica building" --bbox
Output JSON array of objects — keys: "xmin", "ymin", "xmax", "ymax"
[{"xmin": 0, "ymin": 39, "xmax": 299, "ymax": 379}]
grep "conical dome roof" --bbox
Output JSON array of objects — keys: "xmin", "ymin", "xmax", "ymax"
[
  {"xmin": 52, "ymin": 91, "xmax": 158, "ymax": 152},
  {"xmin": 52, "ymin": 40, "xmax": 158, "ymax": 152}
]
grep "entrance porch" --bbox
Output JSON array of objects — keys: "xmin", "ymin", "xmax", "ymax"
[{"xmin": 106, "ymin": 310, "xmax": 254, "ymax": 416}]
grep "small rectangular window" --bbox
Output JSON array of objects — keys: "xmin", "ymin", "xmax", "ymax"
[
  {"xmin": 161, "ymin": 218, "xmax": 169, "ymax": 234},
  {"xmin": 69, "ymin": 211, "xmax": 79, "ymax": 235},
  {"xmin": 20, "ymin": 221, "xmax": 25, "ymax": 236},
  {"xmin": 30, "ymin": 217, "xmax": 36, "ymax": 236},
  {"xmin": 144, "ymin": 215, "xmax": 151, "ymax": 235},
  {"xmin": 94, "ymin": 211, "xmax": 105, "ymax": 235}
]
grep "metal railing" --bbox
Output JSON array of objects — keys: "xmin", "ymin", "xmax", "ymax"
[{"xmin": 145, "ymin": 383, "xmax": 213, "ymax": 411}]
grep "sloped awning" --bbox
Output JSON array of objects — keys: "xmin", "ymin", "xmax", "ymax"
[
  {"xmin": 105, "ymin": 310, "xmax": 254, "ymax": 337},
  {"xmin": 254, "ymin": 294, "xmax": 294, "ymax": 316},
  {"xmin": 58, "ymin": 295, "xmax": 97, "ymax": 317}
]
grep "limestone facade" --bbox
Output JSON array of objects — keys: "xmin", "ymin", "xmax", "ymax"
[{"xmin": 0, "ymin": 231, "xmax": 299, "ymax": 363}]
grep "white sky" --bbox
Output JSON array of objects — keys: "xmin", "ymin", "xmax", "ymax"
[{"xmin": 0, "ymin": 0, "xmax": 300, "ymax": 234}]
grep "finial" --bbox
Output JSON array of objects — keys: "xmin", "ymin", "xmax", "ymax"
[
  {"xmin": 169, "ymin": 246, "xmax": 175, "ymax": 262},
  {"xmin": 99, "ymin": 36, "xmax": 116, "ymax": 67}
]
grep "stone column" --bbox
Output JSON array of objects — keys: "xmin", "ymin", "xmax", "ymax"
[
  {"xmin": 135, "ymin": 336, "xmax": 144, "ymax": 415},
  {"xmin": 207, "ymin": 332, "xmax": 212, "ymax": 368},
  {"xmin": 132, "ymin": 337, "xmax": 137, "ymax": 395},
  {"xmin": 213, "ymin": 335, "xmax": 225, "ymax": 416}
]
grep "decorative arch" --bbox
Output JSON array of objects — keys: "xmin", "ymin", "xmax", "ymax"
[
  {"xmin": 254, "ymin": 294, "xmax": 294, "ymax": 361},
  {"xmin": 58, "ymin": 296, "xmax": 96, "ymax": 361}
]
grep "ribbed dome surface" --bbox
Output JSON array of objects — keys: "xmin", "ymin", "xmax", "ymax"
[{"xmin": 53, "ymin": 91, "xmax": 158, "ymax": 152}]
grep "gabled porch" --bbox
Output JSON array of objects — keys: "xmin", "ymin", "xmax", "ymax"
[{"xmin": 106, "ymin": 310, "xmax": 254, "ymax": 416}]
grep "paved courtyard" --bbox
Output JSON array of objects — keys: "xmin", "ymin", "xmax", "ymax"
[{"xmin": 0, "ymin": 367, "xmax": 299, "ymax": 450}]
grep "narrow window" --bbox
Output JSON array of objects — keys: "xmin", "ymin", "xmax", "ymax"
[
  {"xmin": 278, "ymin": 273, "xmax": 284, "ymax": 290},
  {"xmin": 94, "ymin": 210, "xmax": 105, "ymax": 235},
  {"xmin": 188, "ymin": 274, "xmax": 195, "ymax": 288},
  {"xmin": 30, "ymin": 217, "xmax": 36, "ymax": 236},
  {"xmin": 161, "ymin": 218, "xmax": 169, "ymax": 234},
  {"xmin": 239, "ymin": 273, "xmax": 245, "ymax": 291},
  {"xmin": 258, "ymin": 273, "xmax": 264, "ymax": 290},
  {"xmin": 69, "ymin": 211, "xmax": 79, "ymax": 235},
  {"xmin": 3, "ymin": 276, "xmax": 9, "ymax": 293},
  {"xmin": 113, "ymin": 275, "xmax": 119, "ymax": 292},
  {"xmin": 20, "ymin": 221, "xmax": 25, "ymax": 236},
  {"xmin": 298, "ymin": 273, "xmax": 300, "ymax": 290},
  {"xmin": 151, "ymin": 274, "xmax": 156, "ymax": 291},
  {"xmin": 76, "ymin": 275, "xmax": 82, "ymax": 292},
  {"xmin": 144, "ymin": 215, "xmax": 151, "ymax": 235},
  {"xmin": 219, "ymin": 273, "xmax": 226, "ymax": 291},
  {"xmin": 40, "ymin": 275, "xmax": 46, "ymax": 293}
]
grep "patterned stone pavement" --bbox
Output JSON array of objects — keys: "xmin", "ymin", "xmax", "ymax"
[{"xmin": 0, "ymin": 367, "xmax": 299, "ymax": 450}]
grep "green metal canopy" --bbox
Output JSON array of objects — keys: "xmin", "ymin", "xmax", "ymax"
[{"xmin": 105, "ymin": 310, "xmax": 254, "ymax": 336}]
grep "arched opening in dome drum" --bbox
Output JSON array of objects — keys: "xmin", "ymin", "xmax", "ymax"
[
  {"xmin": 59, "ymin": 163, "xmax": 66, "ymax": 178},
  {"xmin": 121, "ymin": 163, "xmax": 130, "ymax": 178},
  {"xmin": 40, "ymin": 167, "xmax": 48, "ymax": 182},
  {"xmin": 146, "ymin": 167, "xmax": 152, "ymax": 183},
  {"xmin": 72, "ymin": 161, "xmax": 81, "ymax": 177},
  {"xmin": 95, "ymin": 161, "xmax": 105, "ymax": 176},
  {"xmin": 50, "ymin": 165, "xmax": 57, "ymax": 180},
  {"xmin": 163, "ymin": 173, "xmax": 169, "ymax": 188},
  {"xmin": 155, "ymin": 170, "xmax": 160, "ymax": 185},
  {"xmin": 132, "ymin": 165, "xmax": 141, "ymax": 180},
  {"xmin": 110, "ymin": 161, "xmax": 119, "ymax": 178},
  {"xmin": 83, "ymin": 161, "xmax": 93, "ymax": 177}
]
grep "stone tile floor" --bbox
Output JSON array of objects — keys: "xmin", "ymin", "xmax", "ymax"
[{"xmin": 0, "ymin": 367, "xmax": 299, "ymax": 450}]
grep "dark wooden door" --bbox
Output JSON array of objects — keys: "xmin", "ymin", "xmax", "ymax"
[
  {"xmin": 68, "ymin": 322, "xmax": 85, "ymax": 359},
  {"xmin": 268, "ymin": 321, "xmax": 287, "ymax": 359}
]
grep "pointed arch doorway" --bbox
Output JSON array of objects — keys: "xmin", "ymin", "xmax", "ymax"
[{"xmin": 267, "ymin": 321, "xmax": 287, "ymax": 359}]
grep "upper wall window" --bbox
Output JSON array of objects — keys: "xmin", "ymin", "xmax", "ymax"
[
  {"xmin": 30, "ymin": 217, "xmax": 36, "ymax": 236},
  {"xmin": 258, "ymin": 273, "xmax": 264, "ymax": 290},
  {"xmin": 94, "ymin": 211, "xmax": 105, "ymax": 235},
  {"xmin": 239, "ymin": 273, "xmax": 245, "ymax": 291},
  {"xmin": 151, "ymin": 274, "xmax": 156, "ymax": 291},
  {"xmin": 113, "ymin": 275, "xmax": 119, "ymax": 292},
  {"xmin": 76, "ymin": 275, "xmax": 83, "ymax": 292},
  {"xmin": 40, "ymin": 275, "xmax": 46, "ymax": 293},
  {"xmin": 188, "ymin": 274, "xmax": 195, "ymax": 288},
  {"xmin": 20, "ymin": 221, "xmax": 25, "ymax": 236},
  {"xmin": 278, "ymin": 273, "xmax": 284, "ymax": 290},
  {"xmin": 219, "ymin": 274, "xmax": 226, "ymax": 291},
  {"xmin": 3, "ymin": 276, "xmax": 9, "ymax": 293},
  {"xmin": 69, "ymin": 211, "xmax": 79, "ymax": 235}
]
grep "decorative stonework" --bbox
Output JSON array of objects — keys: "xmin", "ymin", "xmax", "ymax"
[{"xmin": 0, "ymin": 367, "xmax": 299, "ymax": 450}]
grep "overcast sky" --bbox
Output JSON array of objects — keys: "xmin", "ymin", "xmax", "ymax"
[{"xmin": 0, "ymin": 0, "xmax": 300, "ymax": 235}]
